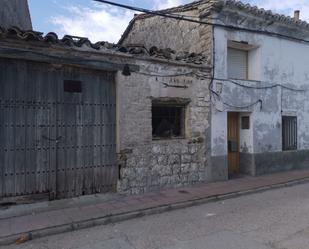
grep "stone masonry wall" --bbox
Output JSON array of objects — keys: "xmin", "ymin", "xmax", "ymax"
[
  {"xmin": 121, "ymin": 10, "xmax": 213, "ymax": 61},
  {"xmin": 116, "ymin": 61, "xmax": 212, "ymax": 194}
]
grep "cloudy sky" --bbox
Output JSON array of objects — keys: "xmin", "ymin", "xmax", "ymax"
[{"xmin": 28, "ymin": 0, "xmax": 309, "ymax": 43}]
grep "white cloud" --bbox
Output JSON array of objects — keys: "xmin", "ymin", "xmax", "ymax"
[
  {"xmin": 50, "ymin": 4, "xmax": 134, "ymax": 43},
  {"xmin": 246, "ymin": 0, "xmax": 309, "ymax": 21},
  {"xmin": 50, "ymin": 0, "xmax": 309, "ymax": 44},
  {"xmin": 50, "ymin": 0, "xmax": 190, "ymax": 43},
  {"xmin": 153, "ymin": 0, "xmax": 186, "ymax": 9}
]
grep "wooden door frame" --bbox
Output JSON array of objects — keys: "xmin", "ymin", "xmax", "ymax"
[{"xmin": 227, "ymin": 112, "xmax": 240, "ymax": 176}]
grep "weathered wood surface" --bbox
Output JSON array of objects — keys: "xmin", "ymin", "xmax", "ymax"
[
  {"xmin": 0, "ymin": 46, "xmax": 140, "ymax": 73},
  {"xmin": 0, "ymin": 58, "xmax": 117, "ymax": 199}
]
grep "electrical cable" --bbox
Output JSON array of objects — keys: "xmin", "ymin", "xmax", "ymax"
[
  {"xmin": 222, "ymin": 98, "xmax": 262, "ymax": 110},
  {"xmin": 94, "ymin": 0, "xmax": 217, "ymax": 22},
  {"xmin": 135, "ymin": 70, "xmax": 308, "ymax": 92},
  {"xmin": 209, "ymin": 80, "xmax": 263, "ymax": 111},
  {"xmin": 94, "ymin": 0, "xmax": 309, "ymax": 45},
  {"xmin": 135, "ymin": 71, "xmax": 194, "ymax": 77},
  {"xmin": 93, "ymin": 0, "xmax": 308, "ymax": 109},
  {"xmin": 203, "ymin": 76, "xmax": 308, "ymax": 92},
  {"xmin": 227, "ymin": 79, "xmax": 306, "ymax": 92}
]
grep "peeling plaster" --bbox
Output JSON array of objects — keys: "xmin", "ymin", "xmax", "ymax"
[{"xmin": 213, "ymin": 26, "xmax": 309, "ymax": 157}]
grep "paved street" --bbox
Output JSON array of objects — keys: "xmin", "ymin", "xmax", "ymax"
[{"xmin": 4, "ymin": 182, "xmax": 309, "ymax": 249}]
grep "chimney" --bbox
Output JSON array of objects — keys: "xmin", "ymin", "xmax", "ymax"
[
  {"xmin": 294, "ymin": 10, "xmax": 300, "ymax": 21},
  {"xmin": 0, "ymin": 0, "xmax": 32, "ymax": 30}
]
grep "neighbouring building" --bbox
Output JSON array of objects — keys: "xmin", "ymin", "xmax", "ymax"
[
  {"xmin": 1, "ymin": 0, "xmax": 309, "ymax": 201},
  {"xmin": 0, "ymin": 25, "xmax": 211, "ymax": 200},
  {"xmin": 120, "ymin": 0, "xmax": 309, "ymax": 180},
  {"xmin": 0, "ymin": 0, "xmax": 32, "ymax": 30}
]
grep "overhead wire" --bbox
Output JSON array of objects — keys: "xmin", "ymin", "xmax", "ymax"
[
  {"xmin": 93, "ymin": 0, "xmax": 309, "ymax": 110},
  {"xmin": 135, "ymin": 70, "xmax": 308, "ymax": 92},
  {"xmin": 94, "ymin": 0, "xmax": 309, "ymax": 45},
  {"xmin": 94, "ymin": 0, "xmax": 217, "ymax": 22},
  {"xmin": 208, "ymin": 78, "xmax": 263, "ymax": 111},
  {"xmin": 135, "ymin": 71, "xmax": 195, "ymax": 77}
]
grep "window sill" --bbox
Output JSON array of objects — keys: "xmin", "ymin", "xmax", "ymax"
[
  {"xmin": 228, "ymin": 77, "xmax": 249, "ymax": 81},
  {"xmin": 152, "ymin": 137, "xmax": 186, "ymax": 142}
]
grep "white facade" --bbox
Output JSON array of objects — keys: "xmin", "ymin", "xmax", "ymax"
[{"xmin": 211, "ymin": 26, "xmax": 309, "ymax": 175}]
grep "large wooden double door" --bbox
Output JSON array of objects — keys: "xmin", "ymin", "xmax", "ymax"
[{"xmin": 0, "ymin": 58, "xmax": 117, "ymax": 200}]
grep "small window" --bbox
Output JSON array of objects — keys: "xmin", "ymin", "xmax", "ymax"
[
  {"xmin": 64, "ymin": 80, "xmax": 82, "ymax": 93},
  {"xmin": 282, "ymin": 116, "xmax": 297, "ymax": 151},
  {"xmin": 152, "ymin": 104, "xmax": 185, "ymax": 139},
  {"xmin": 227, "ymin": 47, "xmax": 248, "ymax": 79},
  {"xmin": 241, "ymin": 116, "xmax": 250, "ymax": 129}
]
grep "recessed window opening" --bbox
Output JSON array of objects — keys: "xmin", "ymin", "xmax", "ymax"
[
  {"xmin": 227, "ymin": 47, "xmax": 248, "ymax": 80},
  {"xmin": 152, "ymin": 104, "xmax": 185, "ymax": 139},
  {"xmin": 282, "ymin": 116, "xmax": 297, "ymax": 151},
  {"xmin": 241, "ymin": 116, "xmax": 250, "ymax": 130},
  {"xmin": 64, "ymin": 80, "xmax": 82, "ymax": 93}
]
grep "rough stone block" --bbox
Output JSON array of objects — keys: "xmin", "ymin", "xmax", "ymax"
[
  {"xmin": 179, "ymin": 174, "xmax": 189, "ymax": 183},
  {"xmin": 191, "ymin": 163, "xmax": 199, "ymax": 171},
  {"xmin": 169, "ymin": 154, "xmax": 181, "ymax": 165},
  {"xmin": 181, "ymin": 154, "xmax": 192, "ymax": 163},
  {"xmin": 159, "ymin": 176, "xmax": 171, "ymax": 186},
  {"xmin": 157, "ymin": 155, "xmax": 168, "ymax": 166},
  {"xmin": 181, "ymin": 163, "xmax": 191, "ymax": 174},
  {"xmin": 181, "ymin": 146, "xmax": 189, "ymax": 154},
  {"xmin": 188, "ymin": 172, "xmax": 199, "ymax": 183},
  {"xmin": 188, "ymin": 145, "xmax": 198, "ymax": 154},
  {"xmin": 152, "ymin": 144, "xmax": 162, "ymax": 154},
  {"xmin": 161, "ymin": 166, "xmax": 173, "ymax": 176},
  {"xmin": 170, "ymin": 175, "xmax": 180, "ymax": 184},
  {"xmin": 172, "ymin": 163, "xmax": 181, "ymax": 175}
]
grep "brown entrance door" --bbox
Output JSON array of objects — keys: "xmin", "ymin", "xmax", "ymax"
[{"xmin": 227, "ymin": 112, "xmax": 240, "ymax": 175}]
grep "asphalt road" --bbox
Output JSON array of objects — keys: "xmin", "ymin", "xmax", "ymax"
[{"xmin": 4, "ymin": 182, "xmax": 309, "ymax": 249}]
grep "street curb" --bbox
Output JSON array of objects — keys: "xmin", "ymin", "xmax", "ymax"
[{"xmin": 1, "ymin": 177, "xmax": 309, "ymax": 246}]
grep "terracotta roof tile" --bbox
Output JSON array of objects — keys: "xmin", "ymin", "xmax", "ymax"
[{"xmin": 0, "ymin": 26, "xmax": 210, "ymax": 65}]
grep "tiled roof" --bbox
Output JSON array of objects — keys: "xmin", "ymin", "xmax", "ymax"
[
  {"xmin": 0, "ymin": 26, "xmax": 209, "ymax": 65},
  {"xmin": 119, "ymin": 0, "xmax": 309, "ymax": 44},
  {"xmin": 141, "ymin": 0, "xmax": 309, "ymax": 28},
  {"xmin": 224, "ymin": 0, "xmax": 309, "ymax": 28}
]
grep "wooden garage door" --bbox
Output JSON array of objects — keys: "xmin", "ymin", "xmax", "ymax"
[{"xmin": 0, "ymin": 58, "xmax": 117, "ymax": 200}]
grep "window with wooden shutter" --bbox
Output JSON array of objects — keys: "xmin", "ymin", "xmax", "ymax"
[
  {"xmin": 282, "ymin": 116, "xmax": 297, "ymax": 151},
  {"xmin": 227, "ymin": 47, "xmax": 248, "ymax": 80}
]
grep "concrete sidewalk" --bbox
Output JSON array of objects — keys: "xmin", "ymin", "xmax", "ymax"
[{"xmin": 2, "ymin": 169, "xmax": 309, "ymax": 246}]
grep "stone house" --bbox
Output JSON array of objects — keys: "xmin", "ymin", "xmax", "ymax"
[
  {"xmin": 0, "ymin": 22, "xmax": 211, "ymax": 200},
  {"xmin": 120, "ymin": 0, "xmax": 309, "ymax": 180},
  {"xmin": 2, "ymin": 0, "xmax": 309, "ymax": 201},
  {"xmin": 0, "ymin": 0, "xmax": 214, "ymax": 200}
]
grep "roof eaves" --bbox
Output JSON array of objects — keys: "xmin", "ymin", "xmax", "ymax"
[
  {"xmin": 224, "ymin": 0, "xmax": 309, "ymax": 30},
  {"xmin": 0, "ymin": 26, "xmax": 210, "ymax": 66}
]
